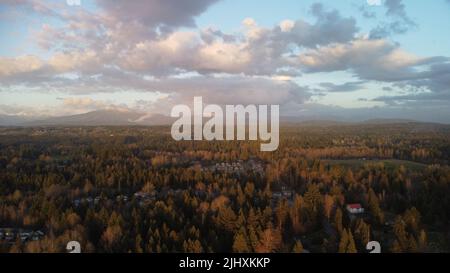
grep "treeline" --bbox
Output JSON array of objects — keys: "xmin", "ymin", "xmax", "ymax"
[{"xmin": 0, "ymin": 125, "xmax": 449, "ymax": 253}]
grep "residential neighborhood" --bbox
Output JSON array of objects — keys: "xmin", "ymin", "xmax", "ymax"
[{"xmin": 0, "ymin": 228, "xmax": 44, "ymax": 244}]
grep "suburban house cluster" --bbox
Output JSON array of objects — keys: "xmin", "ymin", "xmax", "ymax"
[
  {"xmin": 0, "ymin": 228, "xmax": 44, "ymax": 244},
  {"xmin": 200, "ymin": 160, "xmax": 265, "ymax": 175}
]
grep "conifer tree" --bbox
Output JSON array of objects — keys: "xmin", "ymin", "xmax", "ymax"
[
  {"xmin": 334, "ymin": 207, "xmax": 343, "ymax": 234},
  {"xmin": 232, "ymin": 228, "xmax": 251, "ymax": 253},
  {"xmin": 368, "ymin": 188, "xmax": 384, "ymax": 224},
  {"xmin": 292, "ymin": 240, "xmax": 304, "ymax": 253}
]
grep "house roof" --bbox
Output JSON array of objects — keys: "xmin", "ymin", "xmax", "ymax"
[{"xmin": 347, "ymin": 204, "xmax": 362, "ymax": 209}]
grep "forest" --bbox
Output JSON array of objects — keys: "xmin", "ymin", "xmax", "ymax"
[{"xmin": 0, "ymin": 122, "xmax": 449, "ymax": 253}]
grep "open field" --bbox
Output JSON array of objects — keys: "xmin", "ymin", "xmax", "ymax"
[{"xmin": 322, "ymin": 159, "xmax": 428, "ymax": 172}]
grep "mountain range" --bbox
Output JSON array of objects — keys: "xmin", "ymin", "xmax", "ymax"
[
  {"xmin": 0, "ymin": 109, "xmax": 443, "ymax": 127},
  {"xmin": 0, "ymin": 110, "xmax": 174, "ymax": 127}
]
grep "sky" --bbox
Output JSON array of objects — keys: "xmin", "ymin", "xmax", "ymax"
[{"xmin": 0, "ymin": 0, "xmax": 450, "ymax": 123}]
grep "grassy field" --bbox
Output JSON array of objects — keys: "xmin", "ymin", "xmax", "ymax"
[{"xmin": 322, "ymin": 159, "xmax": 428, "ymax": 171}]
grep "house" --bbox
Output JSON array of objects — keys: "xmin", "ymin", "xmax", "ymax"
[
  {"xmin": 20, "ymin": 231, "xmax": 32, "ymax": 242},
  {"xmin": 73, "ymin": 196, "xmax": 98, "ymax": 207},
  {"xmin": 73, "ymin": 199, "xmax": 81, "ymax": 207},
  {"xmin": 0, "ymin": 228, "xmax": 45, "ymax": 243},
  {"xmin": 272, "ymin": 186, "xmax": 294, "ymax": 200},
  {"xmin": 272, "ymin": 192, "xmax": 283, "ymax": 199},
  {"xmin": 134, "ymin": 192, "xmax": 150, "ymax": 199},
  {"xmin": 4, "ymin": 230, "xmax": 15, "ymax": 241},
  {"xmin": 281, "ymin": 186, "xmax": 294, "ymax": 198},
  {"xmin": 116, "ymin": 195, "xmax": 128, "ymax": 202},
  {"xmin": 31, "ymin": 231, "xmax": 44, "ymax": 241},
  {"xmin": 346, "ymin": 204, "xmax": 364, "ymax": 214},
  {"xmin": 134, "ymin": 191, "xmax": 156, "ymax": 206}
]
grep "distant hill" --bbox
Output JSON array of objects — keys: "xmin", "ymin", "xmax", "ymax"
[
  {"xmin": 0, "ymin": 114, "xmax": 34, "ymax": 126},
  {"xmin": 282, "ymin": 119, "xmax": 350, "ymax": 127},
  {"xmin": 1, "ymin": 110, "xmax": 446, "ymax": 127},
  {"xmin": 280, "ymin": 117, "xmax": 426, "ymax": 126},
  {"xmin": 361, "ymin": 119, "xmax": 419, "ymax": 124},
  {"xmin": 21, "ymin": 110, "xmax": 143, "ymax": 126},
  {"xmin": 16, "ymin": 110, "xmax": 177, "ymax": 127},
  {"xmin": 134, "ymin": 113, "xmax": 176, "ymax": 126}
]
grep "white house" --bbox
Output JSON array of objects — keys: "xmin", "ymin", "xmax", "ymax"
[{"xmin": 346, "ymin": 204, "xmax": 364, "ymax": 214}]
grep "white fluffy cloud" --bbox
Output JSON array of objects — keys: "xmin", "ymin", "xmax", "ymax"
[
  {"xmin": 0, "ymin": 55, "xmax": 44, "ymax": 76},
  {"xmin": 279, "ymin": 20, "xmax": 295, "ymax": 32},
  {"xmin": 0, "ymin": 0, "xmax": 449, "ymax": 121},
  {"xmin": 298, "ymin": 38, "xmax": 435, "ymax": 81}
]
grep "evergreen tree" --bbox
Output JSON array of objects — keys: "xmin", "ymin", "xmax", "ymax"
[
  {"xmin": 255, "ymin": 224, "xmax": 282, "ymax": 253},
  {"xmin": 334, "ymin": 207, "xmax": 343, "ymax": 234},
  {"xmin": 354, "ymin": 219, "xmax": 371, "ymax": 250},
  {"xmin": 247, "ymin": 226, "xmax": 260, "ymax": 252},
  {"xmin": 347, "ymin": 230, "xmax": 357, "ymax": 253},
  {"xmin": 338, "ymin": 229, "xmax": 349, "ymax": 253},
  {"xmin": 232, "ymin": 228, "xmax": 251, "ymax": 253},
  {"xmin": 135, "ymin": 234, "xmax": 144, "ymax": 253},
  {"xmin": 217, "ymin": 206, "xmax": 237, "ymax": 232},
  {"xmin": 418, "ymin": 230, "xmax": 427, "ymax": 252},
  {"xmin": 338, "ymin": 229, "xmax": 357, "ymax": 253},
  {"xmin": 368, "ymin": 188, "xmax": 384, "ymax": 224},
  {"xmin": 292, "ymin": 240, "xmax": 304, "ymax": 253}
]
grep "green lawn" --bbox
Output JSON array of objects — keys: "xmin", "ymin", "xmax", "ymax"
[{"xmin": 322, "ymin": 159, "xmax": 428, "ymax": 171}]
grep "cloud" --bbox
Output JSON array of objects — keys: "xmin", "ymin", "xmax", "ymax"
[
  {"xmin": 0, "ymin": 55, "xmax": 44, "ymax": 76},
  {"xmin": 0, "ymin": 0, "xmax": 65, "ymax": 17},
  {"xmin": 318, "ymin": 81, "xmax": 367, "ymax": 93},
  {"xmin": 298, "ymin": 38, "xmax": 439, "ymax": 81},
  {"xmin": 70, "ymin": 73, "xmax": 311, "ymax": 108},
  {"xmin": 279, "ymin": 20, "xmax": 295, "ymax": 32},
  {"xmin": 297, "ymin": 37, "xmax": 450, "ymax": 106},
  {"xmin": 0, "ymin": 72, "xmax": 311, "ymax": 117},
  {"xmin": 10, "ymin": 2, "xmax": 358, "ymax": 79},
  {"xmin": 48, "ymin": 50, "xmax": 103, "ymax": 73},
  {"xmin": 143, "ymin": 76, "xmax": 311, "ymax": 115},
  {"xmin": 369, "ymin": 0, "xmax": 417, "ymax": 38},
  {"xmin": 385, "ymin": 0, "xmax": 412, "ymax": 19},
  {"xmin": 414, "ymin": 62, "xmax": 450, "ymax": 93},
  {"xmin": 62, "ymin": 97, "xmax": 106, "ymax": 108},
  {"xmin": 358, "ymin": 4, "xmax": 376, "ymax": 19},
  {"xmin": 96, "ymin": 0, "xmax": 220, "ymax": 29},
  {"xmin": 200, "ymin": 27, "xmax": 236, "ymax": 44},
  {"xmin": 117, "ymin": 5, "xmax": 358, "ymax": 77},
  {"xmin": 118, "ymin": 31, "xmax": 252, "ymax": 76},
  {"xmin": 1, "ymin": 1, "xmax": 449, "ymax": 122},
  {"xmin": 304, "ymin": 3, "xmax": 359, "ymax": 46}
]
